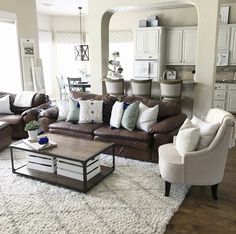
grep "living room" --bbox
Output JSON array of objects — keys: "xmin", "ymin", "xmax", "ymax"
[{"xmin": 0, "ymin": 0, "xmax": 236, "ymax": 233}]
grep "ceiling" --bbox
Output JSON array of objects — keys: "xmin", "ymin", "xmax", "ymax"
[
  {"xmin": 36, "ymin": 0, "xmax": 197, "ymax": 16},
  {"xmin": 36, "ymin": 0, "xmax": 88, "ymax": 15}
]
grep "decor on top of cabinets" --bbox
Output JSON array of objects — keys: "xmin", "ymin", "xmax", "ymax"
[{"xmin": 138, "ymin": 15, "xmax": 159, "ymax": 28}]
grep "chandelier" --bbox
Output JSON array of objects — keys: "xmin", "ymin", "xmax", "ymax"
[{"xmin": 74, "ymin": 7, "xmax": 89, "ymax": 61}]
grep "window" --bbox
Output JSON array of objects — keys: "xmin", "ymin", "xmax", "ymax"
[
  {"xmin": 39, "ymin": 31, "xmax": 52, "ymax": 95},
  {"xmin": 109, "ymin": 30, "xmax": 134, "ymax": 80},
  {"xmin": 0, "ymin": 20, "xmax": 21, "ymax": 93}
]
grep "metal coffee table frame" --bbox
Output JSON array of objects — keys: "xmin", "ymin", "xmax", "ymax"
[{"xmin": 10, "ymin": 140, "xmax": 115, "ymax": 193}]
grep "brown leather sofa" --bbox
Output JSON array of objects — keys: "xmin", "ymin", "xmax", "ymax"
[
  {"xmin": 39, "ymin": 92, "xmax": 187, "ymax": 162},
  {"xmin": 0, "ymin": 92, "xmax": 50, "ymax": 138}
]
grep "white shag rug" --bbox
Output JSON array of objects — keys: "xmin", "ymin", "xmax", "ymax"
[{"xmin": 0, "ymin": 148, "xmax": 188, "ymax": 234}]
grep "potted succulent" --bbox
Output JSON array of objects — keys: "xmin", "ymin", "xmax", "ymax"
[{"xmin": 24, "ymin": 120, "xmax": 41, "ymax": 141}]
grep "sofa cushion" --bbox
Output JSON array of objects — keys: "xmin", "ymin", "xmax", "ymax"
[
  {"xmin": 94, "ymin": 125, "xmax": 152, "ymax": 143},
  {"xmin": 121, "ymin": 101, "xmax": 139, "ymax": 131},
  {"xmin": 0, "ymin": 114, "xmax": 26, "ymax": 138},
  {"xmin": 94, "ymin": 126, "xmax": 152, "ymax": 150},
  {"xmin": 0, "ymin": 114, "xmax": 23, "ymax": 126},
  {"xmin": 49, "ymin": 121, "xmax": 104, "ymax": 135},
  {"xmin": 79, "ymin": 100, "xmax": 103, "ymax": 123},
  {"xmin": 0, "ymin": 92, "xmax": 48, "ymax": 114},
  {"xmin": 0, "ymin": 95, "xmax": 13, "ymax": 114}
]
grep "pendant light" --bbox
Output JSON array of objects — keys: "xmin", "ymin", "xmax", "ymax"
[{"xmin": 74, "ymin": 7, "xmax": 89, "ymax": 61}]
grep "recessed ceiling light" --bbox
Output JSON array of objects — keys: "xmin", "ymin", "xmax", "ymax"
[{"xmin": 42, "ymin": 2, "xmax": 53, "ymax": 7}]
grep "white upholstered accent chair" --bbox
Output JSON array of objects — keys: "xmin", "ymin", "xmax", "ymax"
[
  {"xmin": 131, "ymin": 79, "xmax": 152, "ymax": 97},
  {"xmin": 158, "ymin": 108, "xmax": 236, "ymax": 200}
]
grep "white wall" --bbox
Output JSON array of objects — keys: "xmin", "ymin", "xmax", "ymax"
[
  {"xmin": 0, "ymin": 0, "xmax": 39, "ymax": 91},
  {"xmin": 88, "ymin": 0, "xmax": 221, "ymax": 117},
  {"xmin": 0, "ymin": 0, "xmax": 39, "ymax": 56},
  {"xmin": 37, "ymin": 13, "xmax": 87, "ymax": 33}
]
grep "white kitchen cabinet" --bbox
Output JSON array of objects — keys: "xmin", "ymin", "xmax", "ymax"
[
  {"xmin": 218, "ymin": 26, "xmax": 230, "ymax": 50},
  {"xmin": 166, "ymin": 29, "xmax": 182, "ymax": 65},
  {"xmin": 213, "ymin": 83, "xmax": 227, "ymax": 110},
  {"xmin": 227, "ymin": 84, "xmax": 236, "ymax": 113},
  {"xmin": 182, "ymin": 29, "xmax": 198, "ymax": 65},
  {"xmin": 165, "ymin": 27, "xmax": 197, "ymax": 65},
  {"xmin": 229, "ymin": 26, "xmax": 236, "ymax": 65},
  {"xmin": 134, "ymin": 28, "xmax": 161, "ymax": 59},
  {"xmin": 214, "ymin": 83, "xmax": 236, "ymax": 113}
]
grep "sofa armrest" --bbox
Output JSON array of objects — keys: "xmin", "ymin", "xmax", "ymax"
[
  {"xmin": 38, "ymin": 107, "xmax": 58, "ymax": 120},
  {"xmin": 148, "ymin": 113, "xmax": 187, "ymax": 134},
  {"xmin": 22, "ymin": 102, "xmax": 54, "ymax": 123}
]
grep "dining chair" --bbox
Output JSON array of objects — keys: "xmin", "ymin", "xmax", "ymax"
[
  {"xmin": 67, "ymin": 77, "xmax": 83, "ymax": 92},
  {"xmin": 56, "ymin": 75, "xmax": 67, "ymax": 100}
]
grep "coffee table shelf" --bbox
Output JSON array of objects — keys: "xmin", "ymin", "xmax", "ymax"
[
  {"xmin": 14, "ymin": 165, "xmax": 113, "ymax": 192},
  {"xmin": 10, "ymin": 134, "xmax": 115, "ymax": 193}
]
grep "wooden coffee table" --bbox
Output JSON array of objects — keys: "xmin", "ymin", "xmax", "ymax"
[{"xmin": 9, "ymin": 133, "xmax": 115, "ymax": 193}]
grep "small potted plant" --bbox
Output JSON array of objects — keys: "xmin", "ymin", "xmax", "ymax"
[{"xmin": 24, "ymin": 120, "xmax": 41, "ymax": 141}]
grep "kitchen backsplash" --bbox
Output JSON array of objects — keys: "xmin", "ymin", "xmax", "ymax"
[
  {"xmin": 166, "ymin": 65, "xmax": 236, "ymax": 81},
  {"xmin": 216, "ymin": 67, "xmax": 236, "ymax": 81}
]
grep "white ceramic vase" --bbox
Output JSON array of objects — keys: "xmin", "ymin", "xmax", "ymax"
[{"xmin": 28, "ymin": 130, "xmax": 38, "ymax": 142}]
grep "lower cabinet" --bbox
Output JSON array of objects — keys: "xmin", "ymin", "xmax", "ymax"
[{"xmin": 214, "ymin": 83, "xmax": 236, "ymax": 113}]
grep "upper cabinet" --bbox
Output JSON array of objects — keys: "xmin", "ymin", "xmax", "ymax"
[
  {"xmin": 165, "ymin": 27, "xmax": 197, "ymax": 65},
  {"xmin": 134, "ymin": 27, "xmax": 164, "ymax": 60},
  {"xmin": 229, "ymin": 26, "xmax": 236, "ymax": 65},
  {"xmin": 218, "ymin": 26, "xmax": 230, "ymax": 50}
]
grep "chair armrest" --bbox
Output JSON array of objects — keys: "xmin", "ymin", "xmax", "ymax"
[{"xmin": 148, "ymin": 113, "xmax": 187, "ymax": 134}]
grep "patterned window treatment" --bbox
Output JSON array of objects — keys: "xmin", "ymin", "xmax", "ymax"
[{"xmin": 109, "ymin": 30, "xmax": 133, "ymax": 43}]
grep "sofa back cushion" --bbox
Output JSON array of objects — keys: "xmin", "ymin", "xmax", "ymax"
[
  {"xmin": 121, "ymin": 96, "xmax": 181, "ymax": 121},
  {"xmin": 70, "ymin": 92, "xmax": 181, "ymax": 123},
  {"xmin": 0, "ymin": 92, "xmax": 49, "ymax": 114},
  {"xmin": 71, "ymin": 92, "xmax": 117, "ymax": 124}
]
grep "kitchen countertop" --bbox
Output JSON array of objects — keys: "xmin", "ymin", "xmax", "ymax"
[{"xmin": 216, "ymin": 80, "xmax": 236, "ymax": 84}]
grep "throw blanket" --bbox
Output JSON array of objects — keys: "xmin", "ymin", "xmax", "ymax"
[
  {"xmin": 205, "ymin": 108, "xmax": 236, "ymax": 149},
  {"xmin": 13, "ymin": 91, "xmax": 36, "ymax": 108}
]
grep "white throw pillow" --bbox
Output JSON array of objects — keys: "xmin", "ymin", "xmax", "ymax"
[
  {"xmin": 79, "ymin": 100, "xmax": 103, "ymax": 123},
  {"xmin": 56, "ymin": 99, "xmax": 70, "ymax": 121},
  {"xmin": 191, "ymin": 116, "xmax": 220, "ymax": 150},
  {"xmin": 0, "ymin": 95, "xmax": 13, "ymax": 114},
  {"xmin": 110, "ymin": 101, "xmax": 124, "ymax": 128},
  {"xmin": 136, "ymin": 102, "xmax": 159, "ymax": 132},
  {"xmin": 175, "ymin": 118, "xmax": 200, "ymax": 156}
]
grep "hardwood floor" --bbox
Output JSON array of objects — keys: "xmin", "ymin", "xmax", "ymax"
[{"xmin": 165, "ymin": 147, "xmax": 236, "ymax": 234}]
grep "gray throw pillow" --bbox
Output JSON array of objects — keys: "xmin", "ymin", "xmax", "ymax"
[
  {"xmin": 66, "ymin": 98, "xmax": 80, "ymax": 122},
  {"xmin": 121, "ymin": 101, "xmax": 140, "ymax": 131}
]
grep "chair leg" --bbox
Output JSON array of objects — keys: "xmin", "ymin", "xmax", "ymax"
[
  {"xmin": 165, "ymin": 181, "xmax": 171, "ymax": 197},
  {"xmin": 211, "ymin": 184, "xmax": 219, "ymax": 200}
]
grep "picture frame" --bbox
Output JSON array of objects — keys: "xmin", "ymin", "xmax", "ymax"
[{"xmin": 20, "ymin": 38, "xmax": 35, "ymax": 57}]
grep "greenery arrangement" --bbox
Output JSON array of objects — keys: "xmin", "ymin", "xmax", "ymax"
[{"xmin": 24, "ymin": 120, "xmax": 41, "ymax": 131}]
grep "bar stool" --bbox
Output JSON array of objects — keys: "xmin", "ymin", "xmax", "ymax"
[
  {"xmin": 105, "ymin": 78, "xmax": 124, "ymax": 96},
  {"xmin": 160, "ymin": 79, "xmax": 183, "ymax": 103},
  {"xmin": 131, "ymin": 79, "xmax": 152, "ymax": 97}
]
